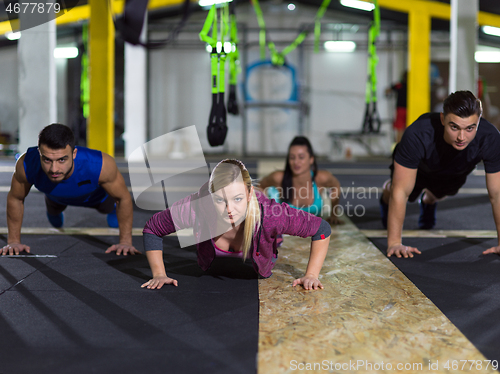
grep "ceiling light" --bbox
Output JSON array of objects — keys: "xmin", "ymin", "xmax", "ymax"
[
  {"xmin": 288, "ymin": 3, "xmax": 296, "ymax": 11},
  {"xmin": 199, "ymin": 0, "xmax": 233, "ymax": 6},
  {"xmin": 324, "ymin": 41, "xmax": 356, "ymax": 52},
  {"xmin": 6, "ymin": 32, "xmax": 21, "ymax": 40},
  {"xmin": 475, "ymin": 51, "xmax": 500, "ymax": 63},
  {"xmin": 54, "ymin": 47, "xmax": 79, "ymax": 59},
  {"xmin": 482, "ymin": 26, "xmax": 500, "ymax": 37},
  {"xmin": 340, "ymin": 0, "xmax": 375, "ymax": 12}
]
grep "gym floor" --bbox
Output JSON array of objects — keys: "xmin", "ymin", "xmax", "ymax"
[{"xmin": 0, "ymin": 156, "xmax": 499, "ymax": 374}]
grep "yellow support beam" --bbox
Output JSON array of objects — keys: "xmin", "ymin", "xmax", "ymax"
[
  {"xmin": 0, "ymin": 0, "xmax": 193, "ymax": 34},
  {"xmin": 378, "ymin": 0, "xmax": 449, "ymax": 20},
  {"xmin": 478, "ymin": 11, "xmax": 500, "ymax": 28},
  {"xmin": 88, "ymin": 0, "xmax": 115, "ymax": 156},
  {"xmin": 376, "ymin": 0, "xmax": 444, "ymax": 124},
  {"xmin": 407, "ymin": 5, "xmax": 431, "ymax": 125}
]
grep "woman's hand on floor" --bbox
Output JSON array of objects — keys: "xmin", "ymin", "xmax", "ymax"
[
  {"xmin": 292, "ymin": 275, "xmax": 324, "ymax": 290},
  {"xmin": 141, "ymin": 275, "xmax": 178, "ymax": 289}
]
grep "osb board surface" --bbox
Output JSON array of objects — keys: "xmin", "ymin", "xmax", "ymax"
[{"xmin": 258, "ymin": 223, "xmax": 496, "ymax": 374}]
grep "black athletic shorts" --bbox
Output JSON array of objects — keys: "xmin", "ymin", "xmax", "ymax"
[
  {"xmin": 45, "ymin": 194, "xmax": 116, "ymax": 215},
  {"xmin": 390, "ymin": 146, "xmax": 468, "ymax": 203}
]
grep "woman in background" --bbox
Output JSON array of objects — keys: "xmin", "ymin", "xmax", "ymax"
[{"xmin": 259, "ymin": 136, "xmax": 343, "ymax": 225}]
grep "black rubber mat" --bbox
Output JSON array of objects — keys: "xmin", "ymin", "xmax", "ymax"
[
  {"xmin": 0, "ymin": 235, "xmax": 259, "ymax": 374},
  {"xmin": 370, "ymin": 237, "xmax": 500, "ymax": 363}
]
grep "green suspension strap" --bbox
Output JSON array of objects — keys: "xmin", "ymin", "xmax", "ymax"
[
  {"xmin": 268, "ymin": 31, "xmax": 307, "ymax": 67},
  {"xmin": 251, "ymin": 0, "xmax": 331, "ymax": 66},
  {"xmin": 361, "ymin": 0, "xmax": 381, "ymax": 133},
  {"xmin": 252, "ymin": 0, "xmax": 267, "ymax": 61},
  {"xmin": 80, "ymin": 23, "xmax": 90, "ymax": 120},
  {"xmin": 314, "ymin": 0, "xmax": 331, "ymax": 53},
  {"xmin": 200, "ymin": 5, "xmax": 228, "ymax": 146},
  {"xmin": 227, "ymin": 2, "xmax": 240, "ymax": 115},
  {"xmin": 218, "ymin": 4, "xmax": 228, "ymax": 126}
]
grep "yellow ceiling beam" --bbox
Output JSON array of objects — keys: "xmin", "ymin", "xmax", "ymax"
[
  {"xmin": 0, "ymin": 0, "xmax": 191, "ymax": 35},
  {"xmin": 364, "ymin": 0, "xmax": 500, "ymax": 27},
  {"xmin": 149, "ymin": 0, "xmax": 193, "ymax": 11},
  {"xmin": 3, "ymin": 0, "xmax": 500, "ymax": 35},
  {"xmin": 478, "ymin": 11, "xmax": 500, "ymax": 29},
  {"xmin": 378, "ymin": 0, "xmax": 450, "ymax": 20}
]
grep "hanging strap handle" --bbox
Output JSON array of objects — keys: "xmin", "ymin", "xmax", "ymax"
[
  {"xmin": 80, "ymin": 23, "xmax": 90, "ymax": 119},
  {"xmin": 251, "ymin": 0, "xmax": 332, "ymax": 66},
  {"xmin": 314, "ymin": 0, "xmax": 332, "ymax": 52},
  {"xmin": 251, "ymin": 0, "xmax": 267, "ymax": 60},
  {"xmin": 201, "ymin": 5, "xmax": 229, "ymax": 146},
  {"xmin": 227, "ymin": 4, "xmax": 240, "ymax": 115},
  {"xmin": 362, "ymin": 0, "xmax": 381, "ymax": 133},
  {"xmin": 218, "ymin": 4, "xmax": 228, "ymax": 122},
  {"xmin": 228, "ymin": 12, "xmax": 240, "ymax": 86},
  {"xmin": 199, "ymin": 4, "xmax": 218, "ymax": 47},
  {"xmin": 366, "ymin": 0, "xmax": 380, "ymax": 105}
]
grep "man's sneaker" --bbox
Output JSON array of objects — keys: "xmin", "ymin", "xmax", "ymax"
[
  {"xmin": 379, "ymin": 195, "xmax": 389, "ymax": 229},
  {"xmin": 418, "ymin": 194, "xmax": 437, "ymax": 229},
  {"xmin": 47, "ymin": 212, "xmax": 64, "ymax": 228},
  {"xmin": 107, "ymin": 206, "xmax": 119, "ymax": 228}
]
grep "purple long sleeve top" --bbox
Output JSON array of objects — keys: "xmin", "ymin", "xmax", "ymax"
[{"xmin": 143, "ymin": 183, "xmax": 323, "ymax": 278}]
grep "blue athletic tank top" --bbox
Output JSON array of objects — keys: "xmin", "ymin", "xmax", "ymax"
[
  {"xmin": 23, "ymin": 146, "xmax": 108, "ymax": 207},
  {"xmin": 266, "ymin": 171, "xmax": 324, "ymax": 216}
]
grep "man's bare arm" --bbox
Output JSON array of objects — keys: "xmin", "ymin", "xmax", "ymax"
[
  {"xmin": 99, "ymin": 153, "xmax": 140, "ymax": 255},
  {"xmin": 387, "ymin": 161, "xmax": 421, "ymax": 258},
  {"xmin": 482, "ymin": 172, "xmax": 500, "ymax": 255},
  {"xmin": 3, "ymin": 154, "xmax": 33, "ymax": 255}
]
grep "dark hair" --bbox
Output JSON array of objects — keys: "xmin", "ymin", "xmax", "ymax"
[
  {"xmin": 281, "ymin": 136, "xmax": 318, "ymax": 204},
  {"xmin": 443, "ymin": 90, "xmax": 482, "ymax": 118},
  {"xmin": 38, "ymin": 124, "xmax": 75, "ymax": 150}
]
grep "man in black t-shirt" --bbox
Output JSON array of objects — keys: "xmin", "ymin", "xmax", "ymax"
[{"xmin": 379, "ymin": 90, "xmax": 500, "ymax": 258}]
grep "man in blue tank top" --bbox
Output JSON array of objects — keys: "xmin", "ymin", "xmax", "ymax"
[{"xmin": 2, "ymin": 124, "xmax": 140, "ymax": 256}]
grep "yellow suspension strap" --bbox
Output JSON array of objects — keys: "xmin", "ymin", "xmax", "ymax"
[
  {"xmin": 361, "ymin": 0, "xmax": 381, "ymax": 133},
  {"xmin": 200, "ymin": 5, "xmax": 227, "ymax": 146},
  {"xmin": 227, "ymin": 1, "xmax": 240, "ymax": 115}
]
